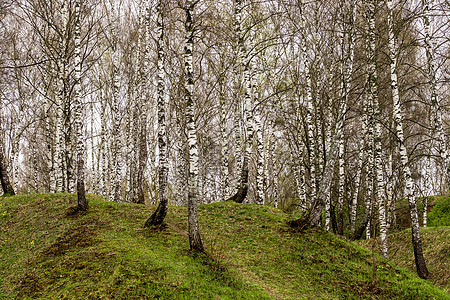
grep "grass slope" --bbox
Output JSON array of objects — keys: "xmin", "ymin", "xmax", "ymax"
[
  {"xmin": 357, "ymin": 227, "xmax": 450, "ymax": 294},
  {"xmin": 0, "ymin": 194, "xmax": 448, "ymax": 299}
]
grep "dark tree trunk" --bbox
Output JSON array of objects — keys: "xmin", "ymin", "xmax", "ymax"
[
  {"xmin": 77, "ymin": 181, "xmax": 88, "ymax": 211},
  {"xmin": 145, "ymin": 201, "xmax": 168, "ymax": 227},
  {"xmin": 227, "ymin": 156, "xmax": 248, "ymax": 203},
  {"xmin": 337, "ymin": 208, "xmax": 344, "ymax": 235},
  {"xmin": 352, "ymin": 212, "xmax": 370, "ymax": 240},
  {"xmin": 0, "ymin": 146, "xmax": 15, "ymax": 196},
  {"xmin": 331, "ymin": 205, "xmax": 338, "ymax": 234}
]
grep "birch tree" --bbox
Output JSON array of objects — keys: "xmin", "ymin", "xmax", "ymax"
[
  {"xmin": 228, "ymin": 0, "xmax": 254, "ymax": 204},
  {"xmin": 146, "ymin": 0, "xmax": 169, "ymax": 227},
  {"xmin": 111, "ymin": 1, "xmax": 122, "ymax": 203},
  {"xmin": 366, "ymin": 0, "xmax": 387, "ymax": 257},
  {"xmin": 422, "ymin": 0, "xmax": 449, "ymax": 183},
  {"xmin": 387, "ymin": 0, "xmax": 428, "ymax": 278},
  {"xmin": 74, "ymin": 0, "xmax": 88, "ymax": 210},
  {"xmin": 0, "ymin": 99, "xmax": 15, "ymax": 195},
  {"xmin": 185, "ymin": 0, "xmax": 204, "ymax": 252},
  {"xmin": 54, "ymin": 0, "xmax": 68, "ymax": 193}
]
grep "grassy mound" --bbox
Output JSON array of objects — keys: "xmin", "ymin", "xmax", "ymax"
[
  {"xmin": 0, "ymin": 194, "xmax": 448, "ymax": 299},
  {"xmin": 357, "ymin": 226, "xmax": 450, "ymax": 294}
]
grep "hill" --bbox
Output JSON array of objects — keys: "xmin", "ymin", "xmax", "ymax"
[
  {"xmin": 0, "ymin": 193, "xmax": 448, "ymax": 299},
  {"xmin": 356, "ymin": 226, "xmax": 450, "ymax": 293}
]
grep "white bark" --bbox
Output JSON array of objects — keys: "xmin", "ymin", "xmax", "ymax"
[
  {"xmin": 422, "ymin": 0, "xmax": 449, "ymax": 182},
  {"xmin": 367, "ymin": 0, "xmax": 387, "ymax": 256},
  {"xmin": 299, "ymin": 0, "xmax": 316, "ymax": 206},
  {"xmin": 219, "ymin": 79, "xmax": 230, "ymax": 200},
  {"xmin": 255, "ymin": 108, "xmax": 264, "ymax": 205},
  {"xmin": 156, "ymin": 0, "xmax": 168, "ymax": 213},
  {"xmin": 111, "ymin": 2, "xmax": 122, "ymax": 202},
  {"xmin": 74, "ymin": 0, "xmax": 87, "ymax": 210},
  {"xmin": 185, "ymin": 0, "xmax": 204, "ymax": 252},
  {"xmin": 388, "ymin": 0, "xmax": 428, "ymax": 276},
  {"xmin": 54, "ymin": 0, "xmax": 68, "ymax": 193}
]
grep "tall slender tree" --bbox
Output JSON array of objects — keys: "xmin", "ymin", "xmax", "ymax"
[
  {"xmin": 228, "ymin": 0, "xmax": 254, "ymax": 204},
  {"xmin": 74, "ymin": 0, "xmax": 88, "ymax": 210},
  {"xmin": 185, "ymin": 0, "xmax": 204, "ymax": 252},
  {"xmin": 422, "ymin": 0, "xmax": 449, "ymax": 184},
  {"xmin": 366, "ymin": 0, "xmax": 387, "ymax": 257},
  {"xmin": 387, "ymin": 0, "xmax": 428, "ymax": 278},
  {"xmin": 111, "ymin": 1, "xmax": 122, "ymax": 203},
  {"xmin": 146, "ymin": 0, "xmax": 169, "ymax": 227}
]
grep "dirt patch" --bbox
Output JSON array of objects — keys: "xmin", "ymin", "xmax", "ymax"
[
  {"xmin": 43, "ymin": 224, "xmax": 100, "ymax": 257},
  {"xmin": 41, "ymin": 217, "xmax": 107, "ymax": 258},
  {"xmin": 65, "ymin": 206, "xmax": 88, "ymax": 217},
  {"xmin": 166, "ymin": 222, "xmax": 188, "ymax": 238},
  {"xmin": 17, "ymin": 273, "xmax": 43, "ymax": 298}
]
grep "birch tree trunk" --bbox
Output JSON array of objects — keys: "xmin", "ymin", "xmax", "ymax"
[
  {"xmin": 337, "ymin": 1, "xmax": 356, "ymax": 234},
  {"xmin": 0, "ymin": 100, "xmax": 15, "ymax": 195},
  {"xmin": 74, "ymin": 0, "xmax": 88, "ymax": 211},
  {"xmin": 299, "ymin": 0, "xmax": 316, "ymax": 207},
  {"xmin": 176, "ymin": 113, "xmax": 187, "ymax": 206},
  {"xmin": 386, "ymin": 147, "xmax": 395, "ymax": 232},
  {"xmin": 324, "ymin": 71, "xmax": 333, "ymax": 232},
  {"xmin": 54, "ymin": 0, "xmax": 68, "ymax": 193},
  {"xmin": 423, "ymin": 156, "xmax": 432, "ymax": 227},
  {"xmin": 44, "ymin": 91, "xmax": 55, "ymax": 193},
  {"xmin": 388, "ymin": 0, "xmax": 428, "ymax": 278},
  {"xmin": 367, "ymin": 0, "xmax": 387, "ymax": 257},
  {"xmin": 135, "ymin": 7, "xmax": 149, "ymax": 205},
  {"xmin": 100, "ymin": 89, "xmax": 109, "ymax": 200},
  {"xmin": 255, "ymin": 108, "xmax": 264, "ymax": 205},
  {"xmin": 422, "ymin": 0, "xmax": 449, "ymax": 183},
  {"xmin": 90, "ymin": 98, "xmax": 96, "ymax": 194},
  {"xmin": 111, "ymin": 2, "xmax": 122, "ymax": 202},
  {"xmin": 0, "ymin": 142, "xmax": 14, "ymax": 196},
  {"xmin": 228, "ymin": 0, "xmax": 253, "ymax": 204},
  {"xmin": 219, "ymin": 78, "xmax": 230, "ymax": 200},
  {"xmin": 146, "ymin": 0, "xmax": 169, "ymax": 227},
  {"xmin": 185, "ymin": 0, "xmax": 204, "ymax": 252},
  {"xmin": 12, "ymin": 111, "xmax": 21, "ymax": 193}
]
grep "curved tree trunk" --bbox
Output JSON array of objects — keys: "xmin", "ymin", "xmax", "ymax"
[
  {"xmin": 228, "ymin": 0, "xmax": 254, "ymax": 204},
  {"xmin": 146, "ymin": 0, "xmax": 169, "ymax": 227}
]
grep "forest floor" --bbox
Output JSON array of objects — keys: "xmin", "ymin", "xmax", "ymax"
[
  {"xmin": 356, "ymin": 226, "xmax": 450, "ymax": 293},
  {"xmin": 0, "ymin": 193, "xmax": 449, "ymax": 299}
]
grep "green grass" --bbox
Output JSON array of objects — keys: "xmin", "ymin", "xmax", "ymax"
[
  {"xmin": 427, "ymin": 195, "xmax": 450, "ymax": 227},
  {"xmin": 357, "ymin": 226, "xmax": 450, "ymax": 294},
  {"xmin": 1, "ymin": 194, "xmax": 449, "ymax": 299}
]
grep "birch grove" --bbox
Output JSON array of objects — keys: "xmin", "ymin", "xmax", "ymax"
[{"xmin": 0, "ymin": 0, "xmax": 448, "ymax": 273}]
